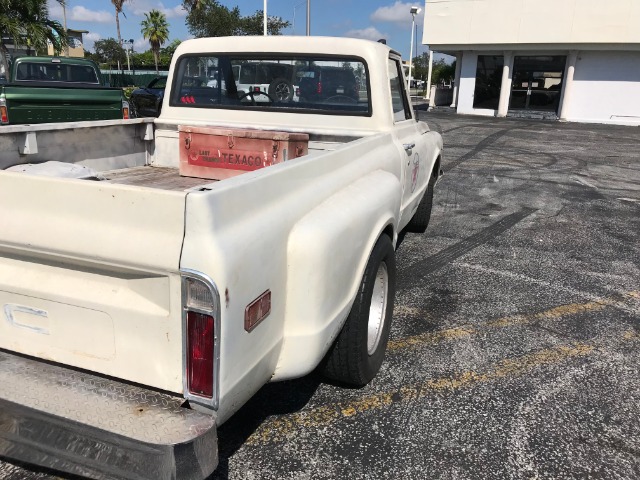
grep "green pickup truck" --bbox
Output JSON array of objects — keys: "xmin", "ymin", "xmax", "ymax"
[{"xmin": 0, "ymin": 56, "xmax": 130, "ymax": 125}]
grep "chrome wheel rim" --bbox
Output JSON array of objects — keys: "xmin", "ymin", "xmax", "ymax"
[
  {"xmin": 274, "ymin": 82, "xmax": 290, "ymax": 101},
  {"xmin": 367, "ymin": 262, "xmax": 388, "ymax": 355}
]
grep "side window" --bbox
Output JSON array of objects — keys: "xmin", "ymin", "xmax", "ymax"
[{"xmin": 388, "ymin": 59, "xmax": 412, "ymax": 122}]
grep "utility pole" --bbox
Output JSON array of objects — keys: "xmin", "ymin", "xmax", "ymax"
[
  {"xmin": 62, "ymin": 3, "xmax": 69, "ymax": 57},
  {"xmin": 306, "ymin": 0, "xmax": 310, "ymax": 35}
]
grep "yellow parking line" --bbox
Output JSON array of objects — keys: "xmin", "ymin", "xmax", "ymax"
[
  {"xmin": 247, "ymin": 342, "xmax": 598, "ymax": 446},
  {"xmin": 389, "ymin": 291, "xmax": 639, "ymax": 352},
  {"xmin": 388, "ymin": 326, "xmax": 475, "ymax": 351},
  {"xmin": 246, "ymin": 292, "xmax": 638, "ymax": 446},
  {"xmin": 486, "ymin": 299, "xmax": 611, "ymax": 328}
]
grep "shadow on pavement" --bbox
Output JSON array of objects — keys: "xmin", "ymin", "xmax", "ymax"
[{"xmin": 209, "ymin": 374, "xmax": 323, "ymax": 479}]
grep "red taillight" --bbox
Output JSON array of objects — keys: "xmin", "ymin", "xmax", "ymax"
[
  {"xmin": 317, "ymin": 81, "xmax": 322, "ymax": 95},
  {"xmin": 187, "ymin": 311, "xmax": 214, "ymax": 398},
  {"xmin": 0, "ymin": 100, "xmax": 8, "ymax": 124}
]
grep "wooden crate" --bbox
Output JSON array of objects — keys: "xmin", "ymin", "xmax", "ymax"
[{"xmin": 179, "ymin": 125, "xmax": 309, "ymax": 180}]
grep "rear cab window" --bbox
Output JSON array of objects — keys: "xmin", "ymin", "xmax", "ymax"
[
  {"xmin": 15, "ymin": 62, "xmax": 99, "ymax": 84},
  {"xmin": 170, "ymin": 54, "xmax": 371, "ymax": 116}
]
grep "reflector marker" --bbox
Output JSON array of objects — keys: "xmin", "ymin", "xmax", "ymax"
[{"xmin": 245, "ymin": 290, "xmax": 271, "ymax": 332}]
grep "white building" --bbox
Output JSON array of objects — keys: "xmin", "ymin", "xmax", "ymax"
[{"xmin": 423, "ymin": 0, "xmax": 640, "ymax": 125}]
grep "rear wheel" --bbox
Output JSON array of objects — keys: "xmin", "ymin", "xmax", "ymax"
[
  {"xmin": 321, "ymin": 235, "xmax": 396, "ymax": 386},
  {"xmin": 406, "ymin": 171, "xmax": 436, "ymax": 233},
  {"xmin": 268, "ymin": 77, "xmax": 294, "ymax": 102}
]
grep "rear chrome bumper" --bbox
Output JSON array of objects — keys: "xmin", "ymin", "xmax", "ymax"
[{"xmin": 0, "ymin": 350, "xmax": 218, "ymax": 479}]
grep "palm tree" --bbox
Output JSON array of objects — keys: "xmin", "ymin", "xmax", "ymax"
[
  {"xmin": 111, "ymin": 0, "xmax": 127, "ymax": 46},
  {"xmin": 141, "ymin": 10, "xmax": 169, "ymax": 74},
  {"xmin": 0, "ymin": 0, "xmax": 67, "ymax": 80}
]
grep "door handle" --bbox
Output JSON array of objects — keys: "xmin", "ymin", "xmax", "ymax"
[{"xmin": 403, "ymin": 143, "xmax": 415, "ymax": 152}]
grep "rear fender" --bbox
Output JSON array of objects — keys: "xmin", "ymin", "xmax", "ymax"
[{"xmin": 273, "ymin": 169, "xmax": 400, "ymax": 380}]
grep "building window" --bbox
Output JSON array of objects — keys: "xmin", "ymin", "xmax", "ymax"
[{"xmin": 473, "ymin": 55, "xmax": 504, "ymax": 110}]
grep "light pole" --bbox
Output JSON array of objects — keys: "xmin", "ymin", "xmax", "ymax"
[
  {"xmin": 292, "ymin": 1, "xmax": 310, "ymax": 36},
  {"xmin": 264, "ymin": 0, "xmax": 267, "ymax": 36},
  {"xmin": 407, "ymin": 6, "xmax": 421, "ymax": 91},
  {"xmin": 121, "ymin": 39, "xmax": 133, "ymax": 72},
  {"xmin": 130, "ymin": 41, "xmax": 135, "ymax": 77}
]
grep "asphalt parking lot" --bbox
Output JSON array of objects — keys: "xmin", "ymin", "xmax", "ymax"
[{"xmin": 2, "ymin": 112, "xmax": 639, "ymax": 479}]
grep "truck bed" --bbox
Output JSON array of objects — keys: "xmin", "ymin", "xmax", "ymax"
[
  {"xmin": 100, "ymin": 139, "xmax": 348, "ymax": 191},
  {"xmin": 102, "ymin": 165, "xmax": 215, "ymax": 191}
]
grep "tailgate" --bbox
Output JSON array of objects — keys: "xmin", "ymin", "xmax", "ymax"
[
  {"xmin": 0, "ymin": 172, "xmax": 187, "ymax": 394},
  {"xmin": 3, "ymin": 85, "xmax": 124, "ymax": 124}
]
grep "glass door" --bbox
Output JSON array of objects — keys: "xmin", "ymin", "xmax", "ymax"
[{"xmin": 510, "ymin": 56, "xmax": 566, "ymax": 112}]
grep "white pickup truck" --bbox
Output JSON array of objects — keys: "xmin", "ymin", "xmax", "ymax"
[{"xmin": 0, "ymin": 36, "xmax": 442, "ymax": 479}]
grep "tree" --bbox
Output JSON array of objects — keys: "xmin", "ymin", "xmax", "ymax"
[
  {"xmin": 411, "ymin": 53, "xmax": 430, "ymax": 81},
  {"xmin": 0, "ymin": 0, "xmax": 67, "ymax": 80},
  {"xmin": 141, "ymin": 9, "xmax": 169, "ymax": 74},
  {"xmin": 94, "ymin": 38, "xmax": 126, "ymax": 69},
  {"xmin": 182, "ymin": 0, "xmax": 202, "ymax": 11},
  {"xmin": 185, "ymin": 0, "xmax": 290, "ymax": 38},
  {"xmin": 161, "ymin": 39, "xmax": 182, "ymax": 58},
  {"xmin": 110, "ymin": 0, "xmax": 128, "ymax": 46},
  {"xmin": 84, "ymin": 48, "xmax": 103, "ymax": 65},
  {"xmin": 129, "ymin": 40, "xmax": 180, "ymax": 72},
  {"xmin": 432, "ymin": 59, "xmax": 456, "ymax": 86},
  {"xmin": 411, "ymin": 54, "xmax": 456, "ymax": 86},
  {"xmin": 241, "ymin": 11, "xmax": 292, "ymax": 36}
]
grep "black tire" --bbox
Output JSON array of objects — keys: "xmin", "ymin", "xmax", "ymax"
[
  {"xmin": 268, "ymin": 77, "xmax": 294, "ymax": 102},
  {"xmin": 406, "ymin": 171, "xmax": 436, "ymax": 233},
  {"xmin": 321, "ymin": 235, "xmax": 396, "ymax": 387},
  {"xmin": 129, "ymin": 101, "xmax": 138, "ymax": 119}
]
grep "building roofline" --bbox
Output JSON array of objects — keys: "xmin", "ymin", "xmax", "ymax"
[{"xmin": 428, "ymin": 43, "xmax": 640, "ymax": 54}]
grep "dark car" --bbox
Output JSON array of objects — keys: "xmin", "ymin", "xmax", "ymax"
[
  {"xmin": 129, "ymin": 77, "xmax": 167, "ymax": 118},
  {"xmin": 130, "ymin": 76, "xmax": 208, "ymax": 117},
  {"xmin": 297, "ymin": 66, "xmax": 359, "ymax": 103}
]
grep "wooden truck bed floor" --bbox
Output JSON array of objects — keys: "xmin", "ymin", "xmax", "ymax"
[
  {"xmin": 101, "ymin": 139, "xmax": 345, "ymax": 191},
  {"xmin": 102, "ymin": 166, "xmax": 216, "ymax": 191}
]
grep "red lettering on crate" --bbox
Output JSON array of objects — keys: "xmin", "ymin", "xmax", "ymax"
[{"xmin": 188, "ymin": 149, "xmax": 271, "ymax": 171}]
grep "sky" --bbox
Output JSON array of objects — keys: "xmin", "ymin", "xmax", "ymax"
[{"xmin": 46, "ymin": 0, "xmax": 430, "ymax": 60}]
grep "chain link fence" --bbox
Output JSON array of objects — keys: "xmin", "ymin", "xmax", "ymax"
[{"xmin": 100, "ymin": 71, "xmax": 169, "ymax": 88}]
